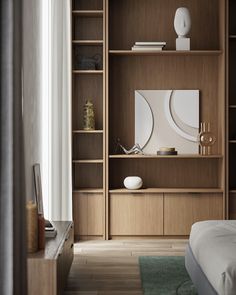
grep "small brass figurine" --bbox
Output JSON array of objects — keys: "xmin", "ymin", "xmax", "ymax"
[
  {"xmin": 198, "ymin": 122, "xmax": 216, "ymax": 155},
  {"xmin": 83, "ymin": 100, "xmax": 95, "ymax": 131}
]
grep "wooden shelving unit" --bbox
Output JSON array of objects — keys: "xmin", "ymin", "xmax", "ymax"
[
  {"xmin": 72, "ymin": 40, "xmax": 104, "ymax": 45},
  {"xmin": 72, "ymin": 10, "xmax": 104, "ymax": 17},
  {"xmin": 72, "ymin": 70, "xmax": 103, "ymax": 74},
  {"xmin": 73, "ymin": 129, "xmax": 103, "ymax": 134},
  {"xmin": 109, "ymin": 154, "xmax": 223, "ymax": 159},
  {"xmin": 72, "ymin": 0, "xmax": 227, "ymax": 240},
  {"xmin": 72, "ymin": 0, "xmax": 106, "ymax": 240},
  {"xmin": 227, "ymin": 0, "xmax": 236, "ymax": 219},
  {"xmin": 109, "ymin": 50, "xmax": 222, "ymax": 56},
  {"xmin": 110, "ymin": 188, "xmax": 223, "ymax": 194}
]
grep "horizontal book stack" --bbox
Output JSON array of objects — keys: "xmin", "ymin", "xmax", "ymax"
[{"xmin": 132, "ymin": 41, "xmax": 166, "ymax": 51}]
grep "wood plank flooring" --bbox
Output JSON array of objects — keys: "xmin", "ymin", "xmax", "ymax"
[{"xmin": 64, "ymin": 239, "xmax": 188, "ymax": 295}]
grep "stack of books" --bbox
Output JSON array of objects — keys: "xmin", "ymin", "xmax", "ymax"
[{"xmin": 131, "ymin": 42, "xmax": 166, "ymax": 51}]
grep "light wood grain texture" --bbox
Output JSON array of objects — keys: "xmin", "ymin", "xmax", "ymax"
[
  {"xmin": 74, "ymin": 163, "xmax": 103, "ymax": 189},
  {"xmin": 72, "ymin": 0, "xmax": 106, "ymax": 240},
  {"xmin": 73, "ymin": 70, "xmax": 104, "ymax": 74},
  {"xmin": 73, "ymin": 130, "xmax": 103, "ymax": 134},
  {"xmin": 74, "ymin": 17, "xmax": 103, "ymax": 41},
  {"xmin": 110, "ymin": 188, "xmax": 223, "ymax": 194},
  {"xmin": 72, "ymin": 0, "xmax": 226, "ymax": 239},
  {"xmin": 73, "ymin": 40, "xmax": 104, "ymax": 45},
  {"xmin": 73, "ymin": 160, "xmax": 103, "ymax": 164},
  {"xmin": 109, "ymin": 158, "xmax": 220, "ymax": 189},
  {"xmin": 109, "ymin": 50, "xmax": 222, "ymax": 56},
  {"xmin": 64, "ymin": 239, "xmax": 188, "ymax": 294},
  {"xmin": 164, "ymin": 193, "xmax": 223, "ymax": 235},
  {"xmin": 28, "ymin": 222, "xmax": 74, "ymax": 295},
  {"xmin": 73, "ymin": 193, "xmax": 104, "ymax": 238},
  {"xmin": 109, "ymin": 55, "xmax": 221, "ymax": 155},
  {"xmin": 109, "ymin": 0, "xmax": 219, "ymax": 50},
  {"xmin": 72, "ymin": 10, "xmax": 104, "ymax": 18},
  {"xmin": 109, "ymin": 193, "xmax": 163, "ymax": 236},
  {"xmin": 73, "ymin": 0, "xmax": 103, "ymax": 11},
  {"xmin": 109, "ymin": 154, "xmax": 223, "ymax": 159},
  {"xmin": 73, "ymin": 189, "xmax": 104, "ymax": 193}
]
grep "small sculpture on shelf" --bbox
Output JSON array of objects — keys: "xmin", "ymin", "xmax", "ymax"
[
  {"xmin": 83, "ymin": 100, "xmax": 95, "ymax": 131},
  {"xmin": 74, "ymin": 48, "xmax": 103, "ymax": 70},
  {"xmin": 115, "ymin": 138, "xmax": 144, "ymax": 155},
  {"xmin": 198, "ymin": 122, "xmax": 216, "ymax": 155},
  {"xmin": 174, "ymin": 7, "xmax": 191, "ymax": 50},
  {"xmin": 124, "ymin": 176, "xmax": 143, "ymax": 190}
]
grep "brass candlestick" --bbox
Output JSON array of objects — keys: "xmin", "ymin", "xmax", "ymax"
[{"xmin": 198, "ymin": 122, "xmax": 216, "ymax": 155}]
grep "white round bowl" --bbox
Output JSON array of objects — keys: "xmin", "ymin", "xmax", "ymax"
[{"xmin": 124, "ymin": 176, "xmax": 143, "ymax": 190}]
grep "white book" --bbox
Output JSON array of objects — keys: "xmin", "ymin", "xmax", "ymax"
[
  {"xmin": 133, "ymin": 45, "xmax": 164, "ymax": 49},
  {"xmin": 132, "ymin": 47, "xmax": 163, "ymax": 51},
  {"xmin": 135, "ymin": 42, "xmax": 166, "ymax": 46}
]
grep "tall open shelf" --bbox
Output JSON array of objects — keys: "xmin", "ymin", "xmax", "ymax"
[
  {"xmin": 227, "ymin": 0, "xmax": 236, "ymax": 219},
  {"xmin": 72, "ymin": 0, "xmax": 227, "ymax": 240},
  {"xmin": 72, "ymin": 0, "xmax": 106, "ymax": 240}
]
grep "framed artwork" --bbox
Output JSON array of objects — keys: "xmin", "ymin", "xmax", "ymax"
[
  {"xmin": 33, "ymin": 164, "xmax": 44, "ymax": 215},
  {"xmin": 135, "ymin": 90, "xmax": 199, "ymax": 154}
]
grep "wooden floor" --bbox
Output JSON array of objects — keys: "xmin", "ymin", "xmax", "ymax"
[{"xmin": 64, "ymin": 239, "xmax": 188, "ymax": 295}]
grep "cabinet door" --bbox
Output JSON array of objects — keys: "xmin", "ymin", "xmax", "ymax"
[
  {"xmin": 110, "ymin": 193, "xmax": 163, "ymax": 236},
  {"xmin": 73, "ymin": 193, "xmax": 103, "ymax": 237},
  {"xmin": 164, "ymin": 193, "xmax": 223, "ymax": 235}
]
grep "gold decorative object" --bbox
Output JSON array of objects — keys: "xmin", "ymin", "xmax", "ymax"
[
  {"xmin": 198, "ymin": 122, "xmax": 216, "ymax": 155},
  {"xmin": 83, "ymin": 100, "xmax": 95, "ymax": 130},
  {"xmin": 26, "ymin": 201, "xmax": 38, "ymax": 253}
]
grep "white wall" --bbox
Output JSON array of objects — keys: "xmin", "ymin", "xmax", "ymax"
[{"xmin": 23, "ymin": 0, "xmax": 42, "ymax": 201}]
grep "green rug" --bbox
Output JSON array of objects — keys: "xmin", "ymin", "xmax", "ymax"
[{"xmin": 139, "ymin": 256, "xmax": 198, "ymax": 295}]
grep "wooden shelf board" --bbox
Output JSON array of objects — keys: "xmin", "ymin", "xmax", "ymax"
[
  {"xmin": 109, "ymin": 188, "xmax": 223, "ymax": 194},
  {"xmin": 72, "ymin": 70, "xmax": 103, "ymax": 74},
  {"xmin": 109, "ymin": 50, "xmax": 222, "ymax": 56},
  {"xmin": 72, "ymin": 40, "xmax": 103, "ymax": 45},
  {"xmin": 229, "ymin": 140, "xmax": 236, "ymax": 143},
  {"xmin": 109, "ymin": 154, "xmax": 223, "ymax": 159},
  {"xmin": 72, "ymin": 10, "xmax": 103, "ymax": 17},
  {"xmin": 229, "ymin": 105, "xmax": 236, "ymax": 108},
  {"xmin": 73, "ymin": 130, "xmax": 103, "ymax": 134},
  {"xmin": 72, "ymin": 159, "xmax": 103, "ymax": 164},
  {"xmin": 229, "ymin": 35, "xmax": 236, "ymax": 39},
  {"xmin": 73, "ymin": 188, "xmax": 104, "ymax": 193}
]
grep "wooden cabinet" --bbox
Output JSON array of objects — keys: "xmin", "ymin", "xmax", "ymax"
[
  {"xmin": 72, "ymin": 0, "xmax": 227, "ymax": 239},
  {"xmin": 28, "ymin": 222, "xmax": 74, "ymax": 295},
  {"xmin": 110, "ymin": 193, "xmax": 163, "ymax": 236},
  {"xmin": 73, "ymin": 192, "xmax": 104, "ymax": 239},
  {"xmin": 164, "ymin": 194, "xmax": 223, "ymax": 235},
  {"xmin": 72, "ymin": 0, "xmax": 106, "ymax": 240}
]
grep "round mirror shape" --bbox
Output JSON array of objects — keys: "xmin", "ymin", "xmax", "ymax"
[
  {"xmin": 174, "ymin": 7, "xmax": 191, "ymax": 38},
  {"xmin": 135, "ymin": 91, "xmax": 154, "ymax": 149}
]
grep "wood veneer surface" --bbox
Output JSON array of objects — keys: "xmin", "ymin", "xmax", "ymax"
[{"xmin": 109, "ymin": 0, "xmax": 219, "ymax": 50}]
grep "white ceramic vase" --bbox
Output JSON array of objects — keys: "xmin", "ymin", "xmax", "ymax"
[
  {"xmin": 124, "ymin": 176, "xmax": 143, "ymax": 190},
  {"xmin": 174, "ymin": 7, "xmax": 191, "ymax": 38}
]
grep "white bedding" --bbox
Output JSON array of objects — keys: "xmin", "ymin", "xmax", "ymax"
[{"xmin": 190, "ymin": 220, "xmax": 236, "ymax": 295}]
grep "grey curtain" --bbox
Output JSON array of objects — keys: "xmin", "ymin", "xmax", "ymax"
[{"xmin": 0, "ymin": 0, "xmax": 27, "ymax": 295}]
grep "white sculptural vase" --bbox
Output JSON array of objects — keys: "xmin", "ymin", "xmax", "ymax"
[
  {"xmin": 174, "ymin": 7, "xmax": 191, "ymax": 50},
  {"xmin": 124, "ymin": 176, "xmax": 143, "ymax": 190}
]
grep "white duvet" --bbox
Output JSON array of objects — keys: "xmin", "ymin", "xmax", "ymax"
[{"xmin": 190, "ymin": 220, "xmax": 236, "ymax": 295}]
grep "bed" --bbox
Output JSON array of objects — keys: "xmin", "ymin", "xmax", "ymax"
[{"xmin": 185, "ymin": 220, "xmax": 236, "ymax": 295}]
